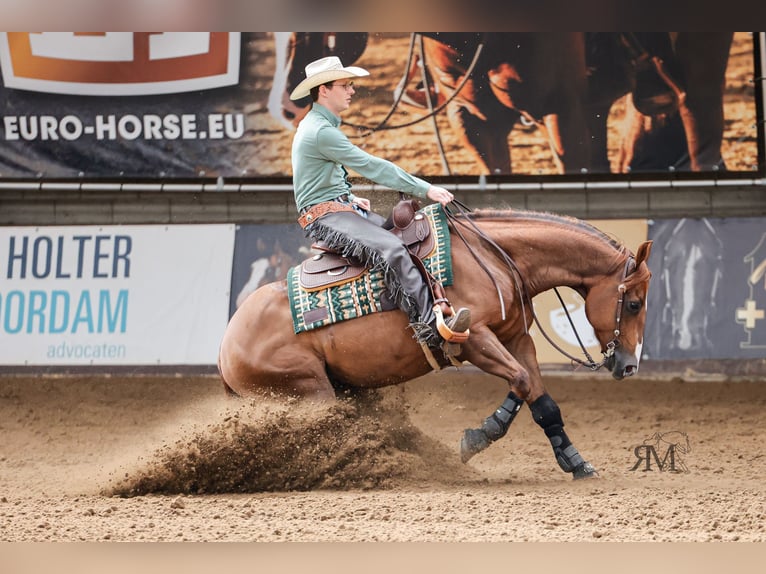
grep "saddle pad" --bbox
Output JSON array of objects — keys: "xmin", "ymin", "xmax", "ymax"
[{"xmin": 287, "ymin": 203, "xmax": 453, "ymax": 334}]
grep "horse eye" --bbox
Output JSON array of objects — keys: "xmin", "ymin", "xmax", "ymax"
[{"xmin": 627, "ymin": 300, "xmax": 642, "ymax": 313}]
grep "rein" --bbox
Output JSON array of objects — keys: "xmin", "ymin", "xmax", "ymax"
[
  {"xmin": 443, "ymin": 202, "xmax": 633, "ymax": 371},
  {"xmin": 445, "ymin": 200, "xmax": 529, "ymax": 327}
]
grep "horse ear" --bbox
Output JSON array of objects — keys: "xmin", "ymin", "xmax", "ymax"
[{"xmin": 635, "ymin": 240, "xmax": 653, "ymax": 266}]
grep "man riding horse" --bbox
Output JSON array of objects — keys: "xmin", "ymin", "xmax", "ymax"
[{"xmin": 289, "ymin": 56, "xmax": 471, "ymax": 354}]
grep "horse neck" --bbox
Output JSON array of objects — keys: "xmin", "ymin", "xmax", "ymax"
[{"xmin": 473, "ymin": 212, "xmax": 628, "ymax": 296}]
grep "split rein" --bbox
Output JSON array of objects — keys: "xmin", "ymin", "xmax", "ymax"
[{"xmin": 443, "ymin": 201, "xmax": 631, "ymax": 371}]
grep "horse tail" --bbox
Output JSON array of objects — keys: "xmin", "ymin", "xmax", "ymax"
[{"xmin": 217, "ymin": 350, "xmax": 240, "ymax": 397}]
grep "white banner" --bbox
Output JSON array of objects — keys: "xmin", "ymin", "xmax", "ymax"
[{"xmin": 0, "ymin": 224, "xmax": 235, "ymax": 365}]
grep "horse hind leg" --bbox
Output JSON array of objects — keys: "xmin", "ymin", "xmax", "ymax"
[{"xmin": 217, "ymin": 353, "xmax": 240, "ymax": 397}]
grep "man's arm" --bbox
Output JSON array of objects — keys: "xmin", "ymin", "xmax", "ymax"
[{"xmin": 317, "ymin": 126, "xmax": 431, "ymax": 199}]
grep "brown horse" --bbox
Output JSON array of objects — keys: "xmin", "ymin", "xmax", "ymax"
[
  {"xmin": 587, "ymin": 32, "xmax": 735, "ymax": 172},
  {"xmin": 218, "ymin": 206, "xmax": 653, "ymax": 479},
  {"xmin": 418, "ymin": 32, "xmax": 592, "ymax": 175},
  {"xmin": 419, "ymin": 32, "xmax": 735, "ymax": 174}
]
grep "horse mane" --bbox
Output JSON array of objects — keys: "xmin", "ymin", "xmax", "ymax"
[
  {"xmin": 467, "ymin": 208, "xmax": 651, "ymax": 288},
  {"xmin": 468, "ymin": 208, "xmax": 627, "ymax": 252}
]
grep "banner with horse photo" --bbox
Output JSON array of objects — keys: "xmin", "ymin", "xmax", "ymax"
[
  {"xmin": 0, "ymin": 32, "xmax": 761, "ymax": 180},
  {"xmin": 644, "ymin": 216, "xmax": 766, "ymax": 361}
]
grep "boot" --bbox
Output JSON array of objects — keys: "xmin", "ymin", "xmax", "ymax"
[
  {"xmin": 411, "ymin": 306, "xmax": 471, "ymax": 351},
  {"xmin": 420, "ymin": 306, "xmax": 471, "ymax": 355},
  {"xmin": 440, "ymin": 307, "xmax": 471, "ymax": 357},
  {"xmin": 436, "ymin": 307, "xmax": 471, "ymax": 342}
]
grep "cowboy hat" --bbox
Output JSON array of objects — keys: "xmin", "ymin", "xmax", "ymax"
[{"xmin": 289, "ymin": 56, "xmax": 369, "ymax": 100}]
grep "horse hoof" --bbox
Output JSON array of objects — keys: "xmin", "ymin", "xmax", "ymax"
[
  {"xmin": 460, "ymin": 428, "xmax": 491, "ymax": 463},
  {"xmin": 572, "ymin": 462, "xmax": 599, "ymax": 480}
]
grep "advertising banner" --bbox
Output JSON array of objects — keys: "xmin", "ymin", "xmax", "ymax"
[
  {"xmin": 1, "ymin": 216, "xmax": 764, "ymax": 368},
  {"xmin": 644, "ymin": 217, "xmax": 766, "ymax": 360},
  {"xmin": 0, "ymin": 224, "xmax": 235, "ymax": 365},
  {"xmin": 0, "ymin": 32, "xmax": 760, "ymax": 180},
  {"xmin": 228, "ymin": 223, "xmax": 309, "ymax": 317}
]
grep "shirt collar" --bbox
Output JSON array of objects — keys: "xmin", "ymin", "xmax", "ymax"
[{"xmin": 311, "ymin": 103, "xmax": 341, "ymax": 127}]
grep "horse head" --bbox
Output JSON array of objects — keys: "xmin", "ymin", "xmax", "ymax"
[{"xmin": 584, "ymin": 240, "xmax": 653, "ymax": 380}]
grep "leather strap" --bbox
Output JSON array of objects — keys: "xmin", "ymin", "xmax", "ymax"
[{"xmin": 298, "ymin": 201, "xmax": 357, "ymax": 228}]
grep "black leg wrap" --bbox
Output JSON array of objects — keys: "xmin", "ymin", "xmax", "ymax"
[
  {"xmin": 460, "ymin": 392, "xmax": 523, "ymax": 463},
  {"xmin": 483, "ymin": 392, "xmax": 524, "ymax": 440},
  {"xmin": 530, "ymin": 393, "xmax": 588, "ymax": 474}
]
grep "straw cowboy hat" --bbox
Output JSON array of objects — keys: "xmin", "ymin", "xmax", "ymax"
[{"xmin": 289, "ymin": 56, "xmax": 369, "ymax": 100}]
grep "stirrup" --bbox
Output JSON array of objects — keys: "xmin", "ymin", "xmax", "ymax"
[
  {"xmin": 434, "ymin": 305, "xmax": 470, "ymax": 344},
  {"xmin": 418, "ymin": 340, "xmax": 463, "ymax": 370}
]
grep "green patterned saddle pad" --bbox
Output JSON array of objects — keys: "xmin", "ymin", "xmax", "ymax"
[{"xmin": 287, "ymin": 203, "xmax": 453, "ymax": 334}]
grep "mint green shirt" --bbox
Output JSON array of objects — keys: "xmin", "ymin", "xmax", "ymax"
[{"xmin": 291, "ymin": 103, "xmax": 430, "ymax": 212}]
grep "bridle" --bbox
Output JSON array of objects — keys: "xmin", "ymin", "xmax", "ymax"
[{"xmin": 444, "ymin": 201, "xmax": 636, "ymax": 371}]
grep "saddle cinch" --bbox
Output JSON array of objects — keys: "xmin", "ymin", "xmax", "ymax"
[{"xmin": 298, "ymin": 198, "xmax": 452, "ymax": 315}]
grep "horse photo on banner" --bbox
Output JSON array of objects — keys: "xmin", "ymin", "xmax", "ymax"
[
  {"xmin": 0, "ymin": 32, "xmax": 760, "ymax": 180},
  {"xmin": 644, "ymin": 217, "xmax": 766, "ymax": 360},
  {"xmin": 266, "ymin": 32, "xmax": 760, "ymax": 177},
  {"xmin": 228, "ymin": 223, "xmax": 309, "ymax": 317}
]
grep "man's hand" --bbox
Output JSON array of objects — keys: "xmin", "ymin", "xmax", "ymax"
[
  {"xmin": 426, "ymin": 185, "xmax": 454, "ymax": 206},
  {"xmin": 351, "ymin": 197, "xmax": 371, "ymax": 211}
]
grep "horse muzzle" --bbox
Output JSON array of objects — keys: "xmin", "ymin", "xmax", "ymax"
[{"xmin": 609, "ymin": 348, "xmax": 639, "ymax": 380}]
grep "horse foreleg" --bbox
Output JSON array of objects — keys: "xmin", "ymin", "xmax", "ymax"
[
  {"xmin": 529, "ymin": 392, "xmax": 598, "ymax": 479},
  {"xmin": 674, "ymin": 32, "xmax": 732, "ymax": 171},
  {"xmin": 460, "ymin": 329, "xmax": 598, "ymax": 479},
  {"xmin": 462, "ymin": 389, "xmax": 598, "ymax": 480},
  {"xmin": 464, "ymin": 390, "xmax": 599, "ymax": 479},
  {"xmin": 461, "ymin": 390, "xmax": 524, "ymax": 462},
  {"xmin": 447, "ymin": 104, "xmax": 517, "ymax": 174},
  {"xmin": 458, "ymin": 326, "xmax": 533, "ymax": 461},
  {"xmin": 514, "ymin": 332, "xmax": 598, "ymax": 480},
  {"xmin": 586, "ymin": 104, "xmax": 613, "ymax": 172},
  {"xmin": 542, "ymin": 109, "xmax": 591, "ymax": 175}
]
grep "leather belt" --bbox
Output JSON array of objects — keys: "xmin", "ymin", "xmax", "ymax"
[{"xmin": 298, "ymin": 200, "xmax": 357, "ymax": 228}]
